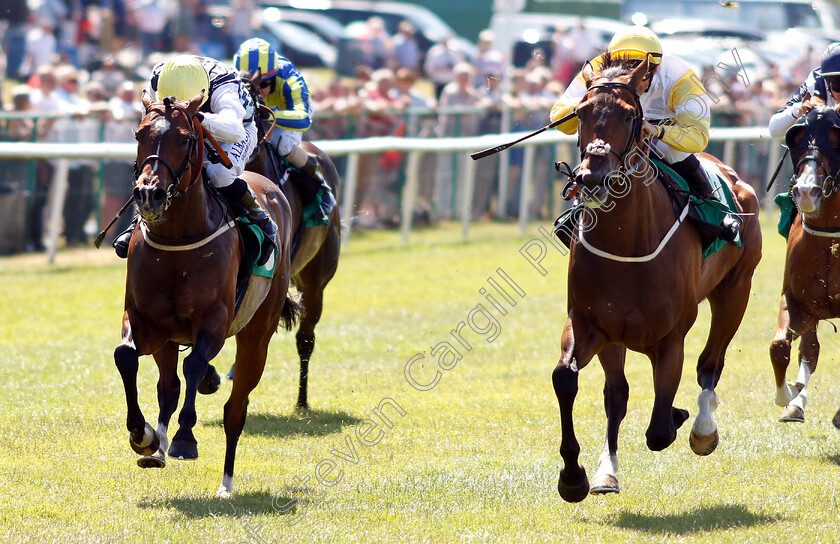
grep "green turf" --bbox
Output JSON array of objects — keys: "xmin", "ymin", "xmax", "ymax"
[{"xmin": 1, "ymin": 215, "xmax": 839, "ymax": 543}]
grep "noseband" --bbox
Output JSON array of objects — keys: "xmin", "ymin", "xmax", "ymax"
[
  {"xmin": 790, "ymin": 145, "xmax": 838, "ymax": 199},
  {"xmin": 135, "ymin": 98, "xmax": 206, "ymax": 211}
]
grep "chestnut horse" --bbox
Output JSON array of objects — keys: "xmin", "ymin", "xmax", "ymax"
[
  {"xmin": 114, "ymin": 92, "xmax": 298, "ymax": 496},
  {"xmin": 552, "ymin": 55, "xmax": 762, "ymax": 502},
  {"xmin": 770, "ymin": 105, "xmax": 840, "ymax": 428},
  {"xmin": 237, "ymin": 72, "xmax": 341, "ymax": 410}
]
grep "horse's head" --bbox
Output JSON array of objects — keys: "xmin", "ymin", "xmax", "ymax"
[
  {"xmin": 574, "ymin": 54, "xmax": 650, "ymax": 206},
  {"xmin": 786, "ymin": 105, "xmax": 840, "ymax": 215},
  {"xmin": 133, "ymin": 90, "xmax": 205, "ymax": 223}
]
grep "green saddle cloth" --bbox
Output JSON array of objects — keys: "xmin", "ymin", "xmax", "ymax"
[
  {"xmin": 774, "ymin": 192, "xmax": 797, "ymax": 240},
  {"xmin": 650, "ymin": 158, "xmax": 742, "ymax": 259},
  {"xmin": 238, "ymin": 218, "xmax": 277, "ymax": 279}
]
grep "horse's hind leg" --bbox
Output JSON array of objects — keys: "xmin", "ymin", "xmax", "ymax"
[
  {"xmin": 590, "ymin": 344, "xmax": 628, "ymax": 495},
  {"xmin": 293, "ymin": 230, "xmax": 339, "ymax": 410},
  {"xmin": 553, "ymin": 313, "xmax": 605, "ymax": 503},
  {"xmin": 138, "ymin": 342, "xmax": 180, "ymax": 469},
  {"xmin": 779, "ymin": 328, "xmax": 819, "ymax": 423},
  {"xmin": 218, "ymin": 324, "xmax": 273, "ymax": 497},
  {"xmin": 692, "ymin": 271, "xmax": 754, "ymax": 455}
]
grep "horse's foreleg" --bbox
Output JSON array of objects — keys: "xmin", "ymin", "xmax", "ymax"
[
  {"xmin": 114, "ymin": 311, "xmax": 160, "ymax": 458},
  {"xmin": 779, "ymin": 328, "xmax": 819, "ymax": 422},
  {"xmin": 137, "ymin": 342, "xmax": 180, "ymax": 469},
  {"xmin": 590, "ymin": 344, "xmax": 627, "ymax": 495},
  {"xmin": 169, "ymin": 320, "xmax": 228, "ymax": 461},
  {"xmin": 553, "ymin": 314, "xmax": 604, "ymax": 503},
  {"xmin": 647, "ymin": 332, "xmax": 687, "ymax": 452}
]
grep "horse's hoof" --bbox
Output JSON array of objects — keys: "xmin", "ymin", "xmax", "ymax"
[
  {"xmin": 168, "ymin": 440, "xmax": 198, "ymax": 460},
  {"xmin": 589, "ymin": 473, "xmax": 620, "ymax": 495},
  {"xmin": 833, "ymin": 409, "xmax": 840, "ymax": 430},
  {"xmin": 137, "ymin": 449, "xmax": 166, "ymax": 468},
  {"xmin": 226, "ymin": 363, "xmax": 235, "ymax": 381},
  {"xmin": 129, "ymin": 422, "xmax": 160, "ymax": 457},
  {"xmin": 198, "ymin": 364, "xmax": 221, "ymax": 395},
  {"xmin": 689, "ymin": 429, "xmax": 719, "ymax": 456},
  {"xmin": 779, "ymin": 405, "xmax": 805, "ymax": 423},
  {"xmin": 557, "ymin": 465, "xmax": 590, "ymax": 503}
]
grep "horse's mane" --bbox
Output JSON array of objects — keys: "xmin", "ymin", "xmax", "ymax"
[{"xmin": 599, "ymin": 51, "xmax": 643, "ymax": 80}]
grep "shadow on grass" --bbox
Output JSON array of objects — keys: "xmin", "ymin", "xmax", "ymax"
[
  {"xmin": 209, "ymin": 409, "xmax": 362, "ymax": 438},
  {"xmin": 607, "ymin": 504, "xmax": 779, "ymax": 533},
  {"xmin": 824, "ymin": 453, "xmax": 840, "ymax": 467},
  {"xmin": 137, "ymin": 490, "xmax": 309, "ymax": 519}
]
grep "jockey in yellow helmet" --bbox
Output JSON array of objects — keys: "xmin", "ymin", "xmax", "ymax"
[
  {"xmin": 550, "ymin": 26, "xmax": 718, "ymax": 203},
  {"xmin": 113, "ymin": 55, "xmax": 277, "ymax": 264},
  {"xmin": 234, "ymin": 38, "xmax": 335, "ymax": 226}
]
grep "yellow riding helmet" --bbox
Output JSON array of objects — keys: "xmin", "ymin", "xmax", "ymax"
[
  {"xmin": 157, "ymin": 55, "xmax": 210, "ymax": 107},
  {"xmin": 608, "ymin": 26, "xmax": 663, "ymax": 65}
]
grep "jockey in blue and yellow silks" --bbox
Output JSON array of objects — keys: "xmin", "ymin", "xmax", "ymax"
[{"xmin": 234, "ymin": 38, "xmax": 334, "ymax": 226}]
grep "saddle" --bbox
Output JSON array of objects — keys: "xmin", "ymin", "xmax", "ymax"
[{"xmin": 554, "ymin": 158, "xmax": 742, "ymax": 259}]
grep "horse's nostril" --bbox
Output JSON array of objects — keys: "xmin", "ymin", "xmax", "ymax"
[{"xmin": 152, "ymin": 188, "xmax": 167, "ymax": 204}]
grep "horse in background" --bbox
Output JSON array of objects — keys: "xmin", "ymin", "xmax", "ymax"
[
  {"xmin": 238, "ymin": 71, "xmax": 342, "ymax": 410},
  {"xmin": 552, "ymin": 54, "xmax": 762, "ymax": 502},
  {"xmin": 114, "ymin": 91, "xmax": 298, "ymax": 496},
  {"xmin": 771, "ymin": 105, "xmax": 840, "ymax": 428}
]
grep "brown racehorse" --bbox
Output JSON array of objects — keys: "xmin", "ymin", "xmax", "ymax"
[
  {"xmin": 770, "ymin": 105, "xmax": 840, "ymax": 428},
  {"xmin": 552, "ymin": 55, "xmax": 762, "ymax": 502},
  {"xmin": 237, "ymin": 72, "xmax": 342, "ymax": 410},
  {"xmin": 114, "ymin": 91, "xmax": 298, "ymax": 496}
]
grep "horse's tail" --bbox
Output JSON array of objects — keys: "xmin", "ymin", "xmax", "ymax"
[{"xmin": 280, "ymin": 294, "xmax": 303, "ymax": 332}]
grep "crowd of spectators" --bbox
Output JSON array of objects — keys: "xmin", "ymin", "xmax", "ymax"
[{"xmin": 0, "ymin": 0, "xmax": 815, "ymax": 252}]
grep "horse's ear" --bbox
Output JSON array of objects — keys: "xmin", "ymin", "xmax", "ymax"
[
  {"xmin": 629, "ymin": 55, "xmax": 650, "ymax": 92},
  {"xmin": 141, "ymin": 89, "xmax": 154, "ymax": 112},
  {"xmin": 187, "ymin": 90, "xmax": 205, "ymax": 114},
  {"xmin": 582, "ymin": 61, "xmax": 596, "ymax": 87}
]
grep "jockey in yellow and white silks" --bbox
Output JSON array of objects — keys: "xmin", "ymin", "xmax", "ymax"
[
  {"xmin": 113, "ymin": 55, "xmax": 277, "ymax": 263},
  {"xmin": 550, "ymin": 26, "xmax": 717, "ymax": 200}
]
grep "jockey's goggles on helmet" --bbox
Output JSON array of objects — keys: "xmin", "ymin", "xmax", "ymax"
[{"xmin": 826, "ymin": 75, "xmax": 840, "ymax": 93}]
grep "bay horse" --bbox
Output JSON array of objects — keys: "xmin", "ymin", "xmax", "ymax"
[
  {"xmin": 552, "ymin": 55, "xmax": 762, "ymax": 502},
  {"xmin": 770, "ymin": 105, "xmax": 840, "ymax": 428},
  {"xmin": 236, "ymin": 71, "xmax": 342, "ymax": 410},
  {"xmin": 114, "ymin": 91, "xmax": 298, "ymax": 496}
]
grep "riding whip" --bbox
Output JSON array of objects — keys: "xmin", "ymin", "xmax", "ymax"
[
  {"xmin": 766, "ymin": 147, "xmax": 790, "ymax": 193},
  {"xmin": 470, "ymin": 111, "xmax": 578, "ymax": 161},
  {"xmin": 94, "ymin": 195, "xmax": 135, "ymax": 249}
]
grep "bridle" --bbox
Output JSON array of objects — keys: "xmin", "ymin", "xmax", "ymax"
[
  {"xmin": 135, "ymin": 97, "xmax": 206, "ymax": 211},
  {"xmin": 790, "ymin": 143, "xmax": 838, "ymax": 200},
  {"xmin": 579, "ymin": 81, "xmax": 644, "ymax": 168}
]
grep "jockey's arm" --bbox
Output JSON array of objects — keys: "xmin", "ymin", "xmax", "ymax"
[
  {"xmin": 549, "ymin": 75, "xmax": 587, "ymax": 134},
  {"xmin": 202, "ymin": 85, "xmax": 247, "ymax": 143},
  {"xmin": 270, "ymin": 68, "xmax": 312, "ymax": 132},
  {"xmin": 663, "ymin": 71, "xmax": 711, "ymax": 153}
]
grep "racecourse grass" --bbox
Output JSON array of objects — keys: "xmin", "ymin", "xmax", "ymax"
[{"xmin": 2, "ymin": 215, "xmax": 840, "ymax": 543}]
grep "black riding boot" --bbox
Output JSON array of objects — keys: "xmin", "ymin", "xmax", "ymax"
[
  {"xmin": 113, "ymin": 217, "xmax": 137, "ymax": 259},
  {"xmin": 292, "ymin": 155, "xmax": 334, "ymax": 226},
  {"xmin": 218, "ymin": 178, "xmax": 277, "ymax": 266},
  {"xmin": 669, "ymin": 155, "xmax": 716, "ymax": 200}
]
